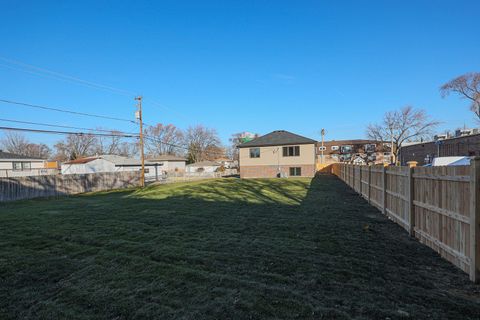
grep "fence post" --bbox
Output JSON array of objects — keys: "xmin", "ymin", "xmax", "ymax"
[
  {"xmin": 367, "ymin": 165, "xmax": 371, "ymax": 203},
  {"xmin": 470, "ymin": 157, "xmax": 480, "ymax": 282},
  {"xmin": 408, "ymin": 166, "xmax": 415, "ymax": 237},
  {"xmin": 382, "ymin": 166, "xmax": 387, "ymax": 215}
]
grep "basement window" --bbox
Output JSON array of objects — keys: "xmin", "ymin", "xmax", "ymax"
[
  {"xmin": 249, "ymin": 148, "xmax": 260, "ymax": 158},
  {"xmin": 283, "ymin": 146, "xmax": 300, "ymax": 157},
  {"xmin": 289, "ymin": 167, "xmax": 301, "ymax": 176}
]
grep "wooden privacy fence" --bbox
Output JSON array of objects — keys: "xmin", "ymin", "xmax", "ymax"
[
  {"xmin": 0, "ymin": 171, "xmax": 141, "ymax": 202},
  {"xmin": 331, "ymin": 159, "xmax": 480, "ymax": 282}
]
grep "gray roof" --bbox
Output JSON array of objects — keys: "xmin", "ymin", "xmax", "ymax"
[
  {"xmin": 147, "ymin": 154, "xmax": 187, "ymax": 162},
  {"xmin": 238, "ymin": 130, "xmax": 316, "ymax": 148},
  {"xmin": 99, "ymin": 155, "xmax": 141, "ymax": 166},
  {"xmin": 187, "ymin": 160, "xmax": 221, "ymax": 167},
  {"xmin": 0, "ymin": 150, "xmax": 45, "ymax": 161}
]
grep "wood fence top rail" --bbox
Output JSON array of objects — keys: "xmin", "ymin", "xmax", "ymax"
[
  {"xmin": 412, "ymin": 174, "xmax": 470, "ymax": 182},
  {"xmin": 386, "ymin": 170, "xmax": 409, "ymax": 177}
]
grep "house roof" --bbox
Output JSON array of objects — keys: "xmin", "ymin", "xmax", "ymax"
[
  {"xmin": 238, "ymin": 130, "xmax": 316, "ymax": 148},
  {"xmin": 63, "ymin": 156, "xmax": 99, "ymax": 164},
  {"xmin": 187, "ymin": 160, "xmax": 221, "ymax": 167},
  {"xmin": 0, "ymin": 150, "xmax": 45, "ymax": 161},
  {"xmin": 99, "ymin": 155, "xmax": 143, "ymax": 166},
  {"xmin": 147, "ymin": 154, "xmax": 187, "ymax": 162},
  {"xmin": 64, "ymin": 155, "xmax": 148, "ymax": 166},
  {"xmin": 432, "ymin": 156, "xmax": 471, "ymax": 167}
]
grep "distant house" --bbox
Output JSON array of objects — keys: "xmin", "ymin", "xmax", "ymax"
[
  {"xmin": 146, "ymin": 154, "xmax": 187, "ymax": 173},
  {"xmin": 316, "ymin": 139, "xmax": 389, "ymax": 165},
  {"xmin": 186, "ymin": 160, "xmax": 221, "ymax": 173},
  {"xmin": 237, "ymin": 130, "xmax": 316, "ymax": 178},
  {"xmin": 0, "ymin": 150, "xmax": 49, "ymax": 177},
  {"xmin": 214, "ymin": 157, "xmax": 237, "ymax": 169},
  {"xmin": 61, "ymin": 154, "xmax": 163, "ymax": 179}
]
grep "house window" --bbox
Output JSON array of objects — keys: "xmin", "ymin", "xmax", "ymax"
[
  {"xmin": 13, "ymin": 162, "xmax": 22, "ymax": 171},
  {"xmin": 364, "ymin": 144, "xmax": 376, "ymax": 153},
  {"xmin": 331, "ymin": 146, "xmax": 339, "ymax": 151},
  {"xmin": 249, "ymin": 148, "xmax": 260, "ymax": 158},
  {"xmin": 283, "ymin": 146, "xmax": 300, "ymax": 157},
  {"xmin": 318, "ymin": 146, "xmax": 326, "ymax": 151},
  {"xmin": 340, "ymin": 145, "xmax": 353, "ymax": 153},
  {"xmin": 289, "ymin": 167, "xmax": 301, "ymax": 176},
  {"xmin": 13, "ymin": 162, "xmax": 31, "ymax": 171}
]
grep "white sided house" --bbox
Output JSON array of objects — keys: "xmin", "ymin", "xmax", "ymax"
[
  {"xmin": 61, "ymin": 154, "xmax": 163, "ymax": 179},
  {"xmin": 0, "ymin": 150, "xmax": 48, "ymax": 177},
  {"xmin": 146, "ymin": 154, "xmax": 187, "ymax": 173},
  {"xmin": 186, "ymin": 160, "xmax": 221, "ymax": 173}
]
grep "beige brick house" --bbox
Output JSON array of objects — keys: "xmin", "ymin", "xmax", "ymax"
[{"xmin": 238, "ymin": 130, "xmax": 317, "ymax": 178}]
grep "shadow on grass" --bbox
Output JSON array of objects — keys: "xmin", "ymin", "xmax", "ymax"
[{"xmin": 0, "ymin": 176, "xmax": 479, "ymax": 319}]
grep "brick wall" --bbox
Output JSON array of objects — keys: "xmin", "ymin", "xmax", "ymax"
[
  {"xmin": 399, "ymin": 133, "xmax": 480, "ymax": 165},
  {"xmin": 240, "ymin": 164, "xmax": 315, "ymax": 178}
]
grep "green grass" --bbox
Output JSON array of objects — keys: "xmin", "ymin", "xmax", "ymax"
[{"xmin": 1, "ymin": 176, "xmax": 479, "ymax": 319}]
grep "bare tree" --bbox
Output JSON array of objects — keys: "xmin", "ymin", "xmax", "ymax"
[
  {"xmin": 93, "ymin": 130, "xmax": 137, "ymax": 156},
  {"xmin": 184, "ymin": 125, "xmax": 221, "ymax": 163},
  {"xmin": 144, "ymin": 123, "xmax": 184, "ymax": 156},
  {"xmin": 204, "ymin": 145, "xmax": 226, "ymax": 161},
  {"xmin": 118, "ymin": 140, "xmax": 139, "ymax": 158},
  {"xmin": 366, "ymin": 106, "xmax": 439, "ymax": 164},
  {"xmin": 440, "ymin": 72, "xmax": 480, "ymax": 120},
  {"xmin": 228, "ymin": 132, "xmax": 259, "ymax": 161},
  {"xmin": 23, "ymin": 143, "xmax": 52, "ymax": 159},
  {"xmin": 54, "ymin": 134, "xmax": 97, "ymax": 161},
  {"xmin": 0, "ymin": 131, "xmax": 29, "ymax": 154},
  {"xmin": 0, "ymin": 131, "xmax": 51, "ymax": 158}
]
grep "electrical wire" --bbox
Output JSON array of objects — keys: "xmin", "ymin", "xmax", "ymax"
[
  {"xmin": 0, "ymin": 118, "xmax": 138, "ymax": 136},
  {"xmin": 0, "ymin": 126, "xmax": 139, "ymax": 138},
  {"xmin": 0, "ymin": 55, "xmax": 136, "ymax": 97},
  {"xmin": 0, "ymin": 98, "xmax": 136, "ymax": 123}
]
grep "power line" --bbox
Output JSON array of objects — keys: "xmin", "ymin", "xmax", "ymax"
[
  {"xmin": 0, "ymin": 118, "xmax": 138, "ymax": 136},
  {"xmin": 0, "ymin": 55, "xmax": 136, "ymax": 97},
  {"xmin": 0, "ymin": 55, "xmax": 186, "ymax": 121},
  {"xmin": 0, "ymin": 98, "xmax": 136, "ymax": 123},
  {"xmin": 0, "ymin": 126, "xmax": 139, "ymax": 138}
]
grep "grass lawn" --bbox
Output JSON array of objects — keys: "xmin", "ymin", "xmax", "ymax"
[{"xmin": 1, "ymin": 175, "xmax": 480, "ymax": 319}]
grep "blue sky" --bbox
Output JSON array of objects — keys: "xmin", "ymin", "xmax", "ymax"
[{"xmin": 1, "ymin": 0, "xmax": 479, "ymax": 147}]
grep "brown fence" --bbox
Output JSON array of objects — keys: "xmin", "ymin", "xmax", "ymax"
[
  {"xmin": 0, "ymin": 171, "xmax": 141, "ymax": 202},
  {"xmin": 330, "ymin": 159, "xmax": 480, "ymax": 282}
]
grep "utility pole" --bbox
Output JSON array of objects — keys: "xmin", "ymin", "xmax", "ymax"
[
  {"xmin": 320, "ymin": 128, "xmax": 325, "ymax": 164},
  {"xmin": 135, "ymin": 96, "xmax": 145, "ymax": 187}
]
